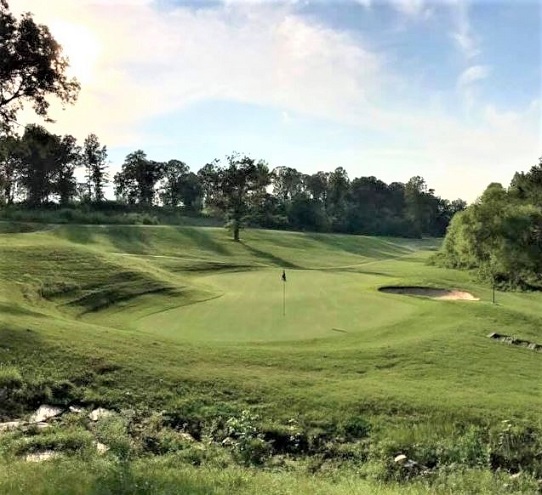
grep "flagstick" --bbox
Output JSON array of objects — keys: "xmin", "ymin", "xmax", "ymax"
[{"xmin": 283, "ymin": 279, "xmax": 286, "ymax": 317}]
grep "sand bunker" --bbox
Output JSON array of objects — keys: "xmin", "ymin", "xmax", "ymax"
[{"xmin": 379, "ymin": 286, "xmax": 479, "ymax": 301}]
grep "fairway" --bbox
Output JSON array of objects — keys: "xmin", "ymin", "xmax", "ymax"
[{"xmin": 134, "ymin": 269, "xmax": 417, "ymax": 341}]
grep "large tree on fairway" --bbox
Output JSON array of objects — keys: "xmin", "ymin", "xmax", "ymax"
[
  {"xmin": 207, "ymin": 153, "xmax": 270, "ymax": 241},
  {"xmin": 82, "ymin": 134, "xmax": 108, "ymax": 202},
  {"xmin": 0, "ymin": 1, "xmax": 80, "ymax": 131}
]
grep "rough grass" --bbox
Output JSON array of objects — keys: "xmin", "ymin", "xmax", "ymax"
[
  {"xmin": 0, "ymin": 457, "xmax": 537, "ymax": 495},
  {"xmin": 0, "ymin": 224, "xmax": 540, "ymax": 493}
]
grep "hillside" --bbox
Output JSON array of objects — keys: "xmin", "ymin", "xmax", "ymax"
[{"xmin": 0, "ymin": 223, "xmax": 540, "ymax": 494}]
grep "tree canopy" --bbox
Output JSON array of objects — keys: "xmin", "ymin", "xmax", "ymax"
[
  {"xmin": 438, "ymin": 157, "xmax": 542, "ymax": 290},
  {"xmin": 0, "ymin": 0, "xmax": 79, "ymax": 131},
  {"xmin": 202, "ymin": 153, "xmax": 270, "ymax": 241},
  {"xmin": 1, "ymin": 128, "xmax": 466, "ymax": 242}
]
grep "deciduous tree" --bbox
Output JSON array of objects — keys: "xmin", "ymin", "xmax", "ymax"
[
  {"xmin": 0, "ymin": 1, "xmax": 79, "ymax": 130},
  {"xmin": 205, "ymin": 153, "xmax": 270, "ymax": 241},
  {"xmin": 114, "ymin": 150, "xmax": 163, "ymax": 206},
  {"xmin": 82, "ymin": 134, "xmax": 108, "ymax": 202}
]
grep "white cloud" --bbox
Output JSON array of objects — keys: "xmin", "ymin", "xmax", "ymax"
[
  {"xmin": 391, "ymin": 0, "xmax": 423, "ymax": 15},
  {"xmin": 457, "ymin": 65, "xmax": 490, "ymax": 87},
  {"xmin": 355, "ymin": 0, "xmax": 372, "ymax": 8},
  {"xmin": 13, "ymin": 0, "xmax": 383, "ymax": 146},
  {"xmin": 9, "ymin": 0, "xmax": 541, "ymax": 202},
  {"xmin": 449, "ymin": 0, "xmax": 480, "ymax": 58}
]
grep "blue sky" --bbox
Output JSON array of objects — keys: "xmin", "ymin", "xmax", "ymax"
[{"xmin": 15, "ymin": 0, "xmax": 542, "ymax": 201}]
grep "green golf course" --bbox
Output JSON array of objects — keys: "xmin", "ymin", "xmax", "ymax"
[{"xmin": 1, "ymin": 223, "xmax": 541, "ymax": 494}]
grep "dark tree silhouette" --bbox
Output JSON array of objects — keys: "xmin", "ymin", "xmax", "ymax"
[{"xmin": 0, "ymin": 1, "xmax": 80, "ymax": 130}]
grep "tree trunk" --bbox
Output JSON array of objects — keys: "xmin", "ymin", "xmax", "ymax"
[{"xmin": 233, "ymin": 221, "xmax": 240, "ymax": 242}]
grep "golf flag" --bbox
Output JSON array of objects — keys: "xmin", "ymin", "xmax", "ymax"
[{"xmin": 282, "ymin": 270, "xmax": 287, "ymax": 282}]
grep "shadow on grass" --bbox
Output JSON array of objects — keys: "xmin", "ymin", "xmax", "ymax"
[
  {"xmin": 0, "ymin": 222, "xmax": 50, "ymax": 234},
  {"xmin": 239, "ymin": 241, "xmax": 299, "ymax": 268},
  {"xmin": 0, "ymin": 325, "xmax": 55, "ymax": 419},
  {"xmin": 178, "ymin": 227, "xmax": 231, "ymax": 256},
  {"xmin": 102, "ymin": 226, "xmax": 151, "ymax": 254},
  {"xmin": 57, "ymin": 225, "xmax": 95, "ymax": 246},
  {"xmin": 332, "ymin": 269, "xmax": 395, "ymax": 277},
  {"xmin": 304, "ymin": 233, "xmax": 413, "ymax": 259},
  {"xmin": 0, "ymin": 325, "xmax": 46, "ymax": 355},
  {"xmin": 0, "ymin": 302, "xmax": 46, "ymax": 318}
]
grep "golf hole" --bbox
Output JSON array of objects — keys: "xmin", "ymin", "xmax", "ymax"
[{"xmin": 378, "ymin": 286, "xmax": 479, "ymax": 301}]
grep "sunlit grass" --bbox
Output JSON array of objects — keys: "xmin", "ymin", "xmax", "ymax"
[{"xmin": 0, "ymin": 224, "xmax": 540, "ymax": 494}]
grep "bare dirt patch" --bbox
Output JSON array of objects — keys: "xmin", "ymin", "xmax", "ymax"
[{"xmin": 379, "ymin": 286, "xmax": 479, "ymax": 301}]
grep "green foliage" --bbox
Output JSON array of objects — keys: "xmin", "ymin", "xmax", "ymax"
[
  {"xmin": 0, "ymin": 1, "xmax": 79, "ymax": 131},
  {"xmin": 6, "ymin": 126, "xmax": 80, "ymax": 206},
  {"xmin": 94, "ymin": 414, "xmax": 133, "ymax": 460},
  {"xmin": 202, "ymin": 153, "xmax": 271, "ymax": 241},
  {"xmin": 489, "ymin": 420, "xmax": 542, "ymax": 477},
  {"xmin": 9, "ymin": 429, "xmax": 93, "ymax": 457},
  {"xmin": 114, "ymin": 150, "xmax": 164, "ymax": 206},
  {"xmin": 1, "ymin": 223, "xmax": 542, "ymax": 493},
  {"xmin": 225, "ymin": 410, "xmax": 272, "ymax": 466},
  {"xmin": 438, "ymin": 173, "xmax": 542, "ymax": 289},
  {"xmin": 81, "ymin": 133, "xmax": 108, "ymax": 203},
  {"xmin": 340, "ymin": 416, "xmax": 371, "ymax": 440},
  {"xmin": 0, "ymin": 365, "xmax": 22, "ymax": 390},
  {"xmin": 0, "ymin": 363, "xmax": 83, "ymax": 419},
  {"xmin": 1, "ymin": 131, "xmax": 465, "ymax": 237}
]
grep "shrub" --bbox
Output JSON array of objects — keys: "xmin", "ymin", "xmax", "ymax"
[
  {"xmin": 94, "ymin": 414, "xmax": 133, "ymax": 460},
  {"xmin": 0, "ymin": 365, "xmax": 23, "ymax": 390},
  {"xmin": 489, "ymin": 420, "xmax": 542, "ymax": 477},
  {"xmin": 11, "ymin": 429, "xmax": 93, "ymax": 456},
  {"xmin": 39, "ymin": 280, "xmax": 81, "ymax": 299},
  {"xmin": 340, "ymin": 416, "xmax": 371, "ymax": 440},
  {"xmin": 224, "ymin": 410, "xmax": 272, "ymax": 466}
]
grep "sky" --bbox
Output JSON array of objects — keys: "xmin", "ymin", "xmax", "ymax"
[{"xmin": 12, "ymin": 0, "xmax": 542, "ymax": 202}]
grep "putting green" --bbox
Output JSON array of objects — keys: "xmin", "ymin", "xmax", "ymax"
[{"xmin": 133, "ymin": 269, "xmax": 418, "ymax": 342}]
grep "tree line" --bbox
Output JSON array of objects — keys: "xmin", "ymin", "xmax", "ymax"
[
  {"xmin": 0, "ymin": 128, "xmax": 466, "ymax": 239},
  {"xmin": 0, "ymin": 0, "xmax": 466, "ymax": 240},
  {"xmin": 438, "ymin": 157, "xmax": 542, "ymax": 289}
]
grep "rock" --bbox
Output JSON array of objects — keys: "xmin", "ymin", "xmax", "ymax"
[
  {"xmin": 22, "ymin": 422, "xmax": 51, "ymax": 432},
  {"xmin": 179, "ymin": 432, "xmax": 195, "ymax": 442},
  {"xmin": 94, "ymin": 441, "xmax": 109, "ymax": 454},
  {"xmin": 394, "ymin": 454, "xmax": 407, "ymax": 464},
  {"xmin": 30, "ymin": 405, "xmax": 63, "ymax": 423},
  {"xmin": 510, "ymin": 472, "xmax": 521, "ymax": 479},
  {"xmin": 69, "ymin": 406, "xmax": 84, "ymax": 414},
  {"xmin": 0, "ymin": 421, "xmax": 23, "ymax": 432},
  {"xmin": 25, "ymin": 451, "xmax": 59, "ymax": 462},
  {"xmin": 88, "ymin": 408, "xmax": 113, "ymax": 421}
]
